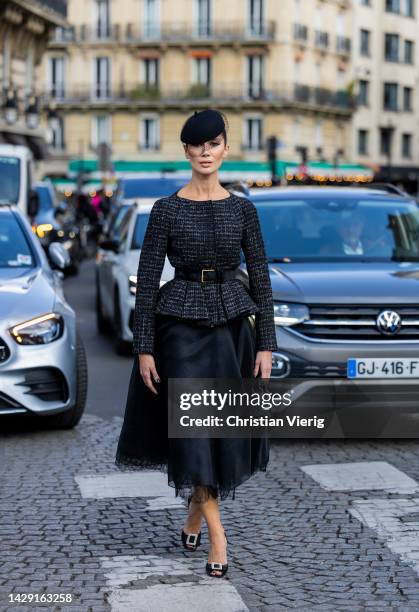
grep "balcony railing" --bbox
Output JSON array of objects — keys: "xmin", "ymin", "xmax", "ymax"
[
  {"xmin": 41, "ymin": 81, "xmax": 356, "ymax": 112},
  {"xmin": 37, "ymin": 0, "xmax": 67, "ymax": 18},
  {"xmin": 50, "ymin": 20, "xmax": 276, "ymax": 45}
]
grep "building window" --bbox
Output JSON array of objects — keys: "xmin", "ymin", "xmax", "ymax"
[
  {"xmin": 403, "ymin": 86, "xmax": 413, "ymax": 111},
  {"xmin": 360, "ymin": 0, "xmax": 371, "ymax": 5},
  {"xmin": 384, "ymin": 33, "xmax": 399, "ymax": 61},
  {"xmin": 404, "ymin": 40, "xmax": 414, "ymax": 63},
  {"xmin": 383, "ymin": 82, "xmax": 398, "ymax": 110},
  {"xmin": 48, "ymin": 57, "xmax": 65, "ymax": 99},
  {"xmin": 196, "ymin": 0, "xmax": 212, "ymax": 37},
  {"xmin": 95, "ymin": 0, "xmax": 110, "ymax": 38},
  {"xmin": 139, "ymin": 115, "xmax": 160, "ymax": 150},
  {"xmin": 358, "ymin": 80, "xmax": 369, "ymax": 105},
  {"xmin": 144, "ymin": 0, "xmax": 160, "ymax": 39},
  {"xmin": 385, "ymin": 0, "xmax": 400, "ymax": 12},
  {"xmin": 244, "ymin": 116, "xmax": 263, "ymax": 150},
  {"xmin": 358, "ymin": 129, "xmax": 368, "ymax": 155},
  {"xmin": 404, "ymin": 0, "xmax": 414, "ymax": 16},
  {"xmin": 360, "ymin": 29, "xmax": 370, "ymax": 56},
  {"xmin": 91, "ymin": 115, "xmax": 111, "ymax": 148},
  {"xmin": 140, "ymin": 58, "xmax": 159, "ymax": 86},
  {"xmin": 93, "ymin": 57, "xmax": 110, "ymax": 99},
  {"xmin": 402, "ymin": 133, "xmax": 412, "ymax": 157},
  {"xmin": 50, "ymin": 115, "xmax": 65, "ymax": 150},
  {"xmin": 193, "ymin": 57, "xmax": 211, "ymax": 87},
  {"xmin": 248, "ymin": 0, "xmax": 265, "ymax": 36},
  {"xmin": 379, "ymin": 127, "xmax": 394, "ymax": 156},
  {"xmin": 247, "ymin": 55, "xmax": 264, "ymax": 98}
]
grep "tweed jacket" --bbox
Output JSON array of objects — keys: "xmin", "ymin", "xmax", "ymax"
[{"xmin": 132, "ymin": 190, "xmax": 278, "ymax": 355}]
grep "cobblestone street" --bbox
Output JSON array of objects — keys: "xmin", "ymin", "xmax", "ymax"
[
  {"xmin": 2, "ymin": 262, "xmax": 419, "ymax": 611},
  {"xmin": 3, "ymin": 411, "xmax": 419, "ymax": 611}
]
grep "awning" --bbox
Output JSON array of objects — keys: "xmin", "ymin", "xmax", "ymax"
[{"xmin": 26, "ymin": 135, "xmax": 50, "ymax": 160}]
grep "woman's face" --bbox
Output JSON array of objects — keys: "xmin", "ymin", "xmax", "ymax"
[{"xmin": 183, "ymin": 132, "xmax": 229, "ymax": 174}]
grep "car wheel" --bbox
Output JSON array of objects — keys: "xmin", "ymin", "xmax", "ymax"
[
  {"xmin": 96, "ymin": 275, "xmax": 112, "ymax": 334},
  {"xmin": 114, "ymin": 290, "xmax": 131, "ymax": 356},
  {"xmin": 44, "ymin": 331, "xmax": 88, "ymax": 430}
]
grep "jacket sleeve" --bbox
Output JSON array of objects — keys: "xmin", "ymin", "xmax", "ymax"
[
  {"xmin": 241, "ymin": 198, "xmax": 278, "ymax": 352},
  {"xmin": 132, "ymin": 198, "xmax": 170, "ymax": 355}
]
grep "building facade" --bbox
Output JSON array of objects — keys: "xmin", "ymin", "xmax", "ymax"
[
  {"xmin": 352, "ymin": 0, "xmax": 419, "ymax": 185},
  {"xmin": 0, "ymin": 0, "xmax": 68, "ymax": 162},
  {"xmin": 42, "ymin": 0, "xmax": 356, "ymax": 175}
]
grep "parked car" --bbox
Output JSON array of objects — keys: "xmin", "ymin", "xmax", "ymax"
[
  {"xmin": 33, "ymin": 180, "xmax": 83, "ymax": 275},
  {"xmin": 95, "ymin": 202, "xmax": 174, "ymax": 354},
  {"xmin": 248, "ymin": 185, "xmax": 419, "ymax": 433},
  {"xmin": 0, "ymin": 203, "xmax": 87, "ymax": 428},
  {"xmin": 0, "ymin": 144, "xmax": 39, "ymax": 219}
]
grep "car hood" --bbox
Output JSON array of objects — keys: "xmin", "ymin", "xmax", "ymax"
[
  {"xmin": 268, "ymin": 262, "xmax": 419, "ymax": 304},
  {"xmin": 0, "ymin": 267, "xmax": 55, "ymax": 324}
]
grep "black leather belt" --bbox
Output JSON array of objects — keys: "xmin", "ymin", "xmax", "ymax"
[{"xmin": 174, "ymin": 267, "xmax": 239, "ymax": 283}]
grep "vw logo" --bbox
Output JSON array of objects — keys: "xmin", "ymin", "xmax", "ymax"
[{"xmin": 376, "ymin": 310, "xmax": 402, "ymax": 335}]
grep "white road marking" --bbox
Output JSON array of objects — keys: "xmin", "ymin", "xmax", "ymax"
[
  {"xmin": 300, "ymin": 461, "xmax": 419, "ymax": 493},
  {"xmin": 100, "ymin": 554, "xmax": 248, "ymax": 612},
  {"xmin": 350, "ymin": 498, "xmax": 419, "ymax": 576},
  {"xmin": 75, "ymin": 472, "xmax": 184, "ymax": 509}
]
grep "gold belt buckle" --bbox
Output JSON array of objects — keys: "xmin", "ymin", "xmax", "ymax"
[{"xmin": 201, "ymin": 268, "xmax": 215, "ymax": 282}]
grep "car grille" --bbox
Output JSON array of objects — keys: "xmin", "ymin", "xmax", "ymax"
[
  {"xmin": 0, "ymin": 337, "xmax": 10, "ymax": 362},
  {"xmin": 293, "ymin": 305, "xmax": 419, "ymax": 341},
  {"xmin": 15, "ymin": 368, "xmax": 69, "ymax": 402}
]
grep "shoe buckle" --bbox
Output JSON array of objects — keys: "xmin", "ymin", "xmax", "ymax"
[
  {"xmin": 211, "ymin": 562, "xmax": 223, "ymax": 569},
  {"xmin": 186, "ymin": 533, "xmax": 198, "ymax": 545},
  {"xmin": 201, "ymin": 268, "xmax": 215, "ymax": 283}
]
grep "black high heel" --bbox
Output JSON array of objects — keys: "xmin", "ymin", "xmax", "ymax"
[
  {"xmin": 181, "ymin": 494, "xmax": 202, "ymax": 551},
  {"xmin": 206, "ymin": 531, "xmax": 228, "ymax": 578}
]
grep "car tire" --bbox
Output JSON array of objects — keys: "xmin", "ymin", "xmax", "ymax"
[
  {"xmin": 114, "ymin": 290, "xmax": 131, "ymax": 356},
  {"xmin": 44, "ymin": 331, "xmax": 88, "ymax": 430},
  {"xmin": 96, "ymin": 274, "xmax": 112, "ymax": 334}
]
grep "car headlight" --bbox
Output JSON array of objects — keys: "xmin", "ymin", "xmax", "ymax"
[
  {"xmin": 129, "ymin": 275, "xmax": 137, "ymax": 295},
  {"xmin": 274, "ymin": 303, "xmax": 309, "ymax": 326},
  {"xmin": 34, "ymin": 224, "xmax": 54, "ymax": 239},
  {"xmin": 9, "ymin": 313, "xmax": 64, "ymax": 345}
]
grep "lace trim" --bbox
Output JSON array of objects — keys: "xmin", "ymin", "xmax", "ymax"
[{"xmin": 115, "ymin": 450, "xmax": 268, "ymax": 503}]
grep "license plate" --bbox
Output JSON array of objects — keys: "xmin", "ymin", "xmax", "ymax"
[{"xmin": 347, "ymin": 358, "xmax": 419, "ymax": 379}]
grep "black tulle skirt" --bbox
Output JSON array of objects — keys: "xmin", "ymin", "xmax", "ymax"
[{"xmin": 115, "ymin": 313, "xmax": 270, "ymax": 502}]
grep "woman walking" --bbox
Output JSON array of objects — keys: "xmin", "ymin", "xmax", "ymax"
[{"xmin": 115, "ymin": 109, "xmax": 278, "ymax": 577}]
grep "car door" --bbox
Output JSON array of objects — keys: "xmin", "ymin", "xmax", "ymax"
[{"xmin": 101, "ymin": 207, "xmax": 134, "ymax": 317}]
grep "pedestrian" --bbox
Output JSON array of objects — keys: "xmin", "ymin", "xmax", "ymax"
[{"xmin": 115, "ymin": 108, "xmax": 278, "ymax": 578}]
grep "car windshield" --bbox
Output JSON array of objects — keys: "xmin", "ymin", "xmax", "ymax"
[
  {"xmin": 0, "ymin": 213, "xmax": 35, "ymax": 268},
  {"xmin": 254, "ymin": 197, "xmax": 419, "ymax": 262},
  {"xmin": 131, "ymin": 212, "xmax": 151, "ymax": 250},
  {"xmin": 108, "ymin": 204, "xmax": 131, "ymax": 239},
  {"xmin": 0, "ymin": 156, "xmax": 20, "ymax": 204},
  {"xmin": 121, "ymin": 179, "xmax": 187, "ymax": 199}
]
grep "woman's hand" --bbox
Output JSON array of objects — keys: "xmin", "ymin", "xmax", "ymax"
[
  {"xmin": 253, "ymin": 350, "xmax": 272, "ymax": 379},
  {"xmin": 138, "ymin": 354, "xmax": 161, "ymax": 394}
]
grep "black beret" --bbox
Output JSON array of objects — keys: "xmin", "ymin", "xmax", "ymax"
[{"xmin": 180, "ymin": 109, "xmax": 226, "ymax": 145}]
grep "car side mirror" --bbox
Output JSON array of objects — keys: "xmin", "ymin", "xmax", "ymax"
[
  {"xmin": 48, "ymin": 241, "xmax": 71, "ymax": 269},
  {"xmin": 28, "ymin": 189, "xmax": 39, "ymax": 218},
  {"xmin": 99, "ymin": 237, "xmax": 120, "ymax": 253}
]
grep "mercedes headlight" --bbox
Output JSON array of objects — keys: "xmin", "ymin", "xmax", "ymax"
[
  {"xmin": 9, "ymin": 313, "xmax": 64, "ymax": 345},
  {"xmin": 274, "ymin": 303, "xmax": 309, "ymax": 326}
]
